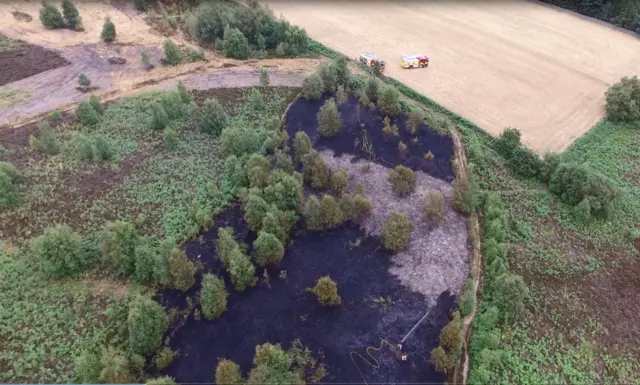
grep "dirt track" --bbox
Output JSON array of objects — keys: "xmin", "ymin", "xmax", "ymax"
[{"xmin": 261, "ymin": 0, "xmax": 640, "ymax": 153}]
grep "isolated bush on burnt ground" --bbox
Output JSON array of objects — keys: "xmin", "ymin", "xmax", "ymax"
[
  {"xmin": 605, "ymin": 76, "xmax": 640, "ymax": 124},
  {"xmin": 153, "ymin": 204, "xmax": 457, "ymax": 384},
  {"xmin": 307, "ymin": 275, "xmax": 341, "ymax": 306},
  {"xmin": 538, "ymin": 0, "xmax": 640, "ymax": 33},
  {"xmin": 192, "ymin": 1, "xmax": 309, "ymax": 58},
  {"xmin": 284, "ymin": 88, "xmax": 455, "ymax": 182},
  {"xmin": 388, "ymin": 165, "xmax": 417, "ymax": 197}
]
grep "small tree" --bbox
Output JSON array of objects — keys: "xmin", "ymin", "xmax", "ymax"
[
  {"xmin": 75, "ymin": 351, "xmax": 102, "ymax": 384},
  {"xmin": 254, "ymin": 231, "xmax": 285, "ymax": 266},
  {"xmin": 78, "ymin": 73, "xmax": 91, "ymax": 88},
  {"xmin": 301, "ymin": 73, "xmax": 325, "ymax": 101},
  {"xmin": 430, "ymin": 346, "xmax": 453, "ymax": 374},
  {"xmin": 243, "ymin": 194, "xmax": 270, "ymax": 233},
  {"xmin": 31, "ymin": 224, "xmax": 85, "ymax": 278},
  {"xmin": 388, "ymin": 165, "xmax": 416, "ymax": 197},
  {"xmin": 0, "ymin": 171, "xmax": 20, "ymax": 210},
  {"xmin": 605, "ymin": 75, "xmax": 640, "ymax": 123},
  {"xmin": 127, "ymin": 296, "xmax": 169, "ymax": 356},
  {"xmin": 168, "ymin": 248, "xmax": 196, "ymax": 291},
  {"xmin": 88, "ymin": 94, "xmax": 103, "ymax": 114},
  {"xmin": 222, "ymin": 26, "xmax": 250, "ymax": 59},
  {"xmin": 0, "ymin": 162, "xmax": 21, "ymax": 183},
  {"xmin": 31, "ymin": 121, "xmax": 60, "ymax": 155},
  {"xmin": 332, "ymin": 169, "xmax": 348, "ymax": 195},
  {"xmin": 101, "ymin": 17, "xmax": 116, "ymax": 42},
  {"xmin": 378, "ymin": 85, "xmax": 401, "ymax": 116},
  {"xmin": 154, "ymin": 347, "xmax": 177, "ymax": 370},
  {"xmin": 490, "ymin": 273, "xmax": 528, "ymax": 319},
  {"xmin": 76, "ymin": 101, "xmax": 101, "ymax": 126},
  {"xmin": 98, "ymin": 347, "xmax": 133, "ymax": 384},
  {"xmin": 304, "ymin": 195, "xmax": 323, "ymax": 231},
  {"xmin": 308, "ymin": 275, "xmax": 341, "ymax": 306},
  {"xmin": 164, "ymin": 39, "xmax": 182, "ymax": 66},
  {"xmin": 40, "ymin": 1, "xmax": 64, "ymax": 29},
  {"xmin": 216, "ymin": 359, "xmax": 244, "ymax": 385},
  {"xmin": 333, "ymin": 56, "xmax": 350, "ymax": 87},
  {"xmin": 62, "ymin": 0, "xmax": 81, "ymax": 29},
  {"xmin": 199, "ymin": 98, "xmax": 228, "ymax": 136},
  {"xmin": 494, "ymin": 127, "xmax": 521, "ymax": 158},
  {"xmin": 176, "ymin": 80, "xmax": 192, "ymax": 104},
  {"xmin": 248, "ymin": 343, "xmax": 298, "ymax": 385},
  {"xmin": 382, "ymin": 212, "xmax": 413, "ymax": 252},
  {"xmin": 364, "ymin": 77, "xmax": 379, "ymax": 103},
  {"xmin": 227, "ymin": 247, "xmax": 257, "ymax": 291},
  {"xmin": 317, "ymin": 62, "xmax": 338, "ymax": 92},
  {"xmin": 302, "ymin": 150, "xmax": 332, "ymax": 190},
  {"xmin": 200, "ymin": 273, "xmax": 228, "ymax": 320},
  {"xmin": 259, "ymin": 66, "xmax": 270, "ymax": 87},
  {"xmin": 407, "ymin": 110, "xmax": 424, "ymax": 135},
  {"xmin": 248, "ymin": 87, "xmax": 265, "ymax": 111},
  {"xmin": 422, "ymin": 190, "xmax": 446, "ymax": 224},
  {"xmin": 320, "ymin": 194, "xmax": 343, "ymax": 229},
  {"xmin": 317, "ymin": 98, "xmax": 342, "ymax": 138},
  {"xmin": 439, "ymin": 311, "xmax": 462, "ymax": 351},
  {"xmin": 101, "ymin": 221, "xmax": 139, "ymax": 276},
  {"xmin": 149, "ymin": 102, "xmax": 169, "ymax": 130},
  {"xmin": 262, "ymin": 211, "xmax": 288, "ymax": 244},
  {"xmin": 294, "ymin": 131, "xmax": 313, "ymax": 164}
]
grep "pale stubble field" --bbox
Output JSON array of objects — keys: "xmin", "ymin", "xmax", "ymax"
[{"xmin": 262, "ymin": 0, "xmax": 640, "ymax": 153}]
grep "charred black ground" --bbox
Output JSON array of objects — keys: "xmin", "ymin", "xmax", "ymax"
[
  {"xmin": 154, "ymin": 204, "xmax": 456, "ymax": 384},
  {"xmin": 285, "ymin": 92, "xmax": 456, "ymax": 182}
]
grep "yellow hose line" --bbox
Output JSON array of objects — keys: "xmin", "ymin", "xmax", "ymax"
[{"xmin": 350, "ymin": 339, "xmax": 398, "ymax": 385}]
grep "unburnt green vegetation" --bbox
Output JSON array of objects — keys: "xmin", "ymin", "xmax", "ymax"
[{"xmin": 0, "ymin": 84, "xmax": 299, "ymax": 382}]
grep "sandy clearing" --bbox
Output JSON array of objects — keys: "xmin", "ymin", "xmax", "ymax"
[{"xmin": 260, "ymin": 0, "xmax": 640, "ymax": 153}]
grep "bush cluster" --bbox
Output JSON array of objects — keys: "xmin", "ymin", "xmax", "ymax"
[
  {"xmin": 605, "ymin": 75, "xmax": 640, "ymax": 123},
  {"xmin": 308, "ymin": 275, "xmax": 341, "ymax": 306},
  {"xmin": 304, "ymin": 194, "xmax": 352, "ymax": 231},
  {"xmin": 200, "ymin": 273, "xmax": 228, "ymax": 320},
  {"xmin": 381, "ymin": 212, "xmax": 413, "ymax": 252},
  {"xmin": 30, "ymin": 121, "xmax": 61, "ymax": 155},
  {"xmin": 302, "ymin": 150, "xmax": 332, "ymax": 190},
  {"xmin": 317, "ymin": 98, "xmax": 342, "ymax": 138},
  {"xmin": 494, "ymin": 128, "xmax": 542, "ymax": 178},
  {"xmin": 0, "ymin": 162, "xmax": 22, "ymax": 210},
  {"xmin": 388, "ymin": 165, "xmax": 416, "ymax": 197},
  {"xmin": 40, "ymin": 1, "xmax": 65, "ymax": 29},
  {"xmin": 430, "ymin": 311, "xmax": 461, "ymax": 374},
  {"xmin": 247, "ymin": 343, "xmax": 300, "ymax": 384},
  {"xmin": 216, "ymin": 359, "xmax": 244, "ymax": 385},
  {"xmin": 127, "ymin": 295, "xmax": 169, "ymax": 356},
  {"xmin": 301, "ymin": 57, "xmax": 351, "ymax": 100},
  {"xmin": 69, "ymin": 134, "xmax": 113, "ymax": 163},
  {"xmin": 339, "ymin": 193, "xmax": 372, "ymax": 222},
  {"xmin": 548, "ymin": 162, "xmax": 622, "ymax": 220},
  {"xmin": 216, "ymin": 227, "xmax": 257, "ymax": 291},
  {"xmin": 193, "ymin": 2, "xmax": 310, "ymax": 59}
]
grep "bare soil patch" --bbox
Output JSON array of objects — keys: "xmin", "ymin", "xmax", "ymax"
[
  {"xmin": 262, "ymin": 0, "xmax": 640, "ymax": 153},
  {"xmin": 0, "ymin": 34, "xmax": 69, "ymax": 86}
]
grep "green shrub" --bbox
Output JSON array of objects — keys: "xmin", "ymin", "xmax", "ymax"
[
  {"xmin": 194, "ymin": 3, "xmax": 229, "ymax": 44},
  {"xmin": 101, "ymin": 17, "xmax": 116, "ymax": 42},
  {"xmin": 134, "ymin": 0, "xmax": 147, "ymax": 11},
  {"xmin": 101, "ymin": 221, "xmax": 138, "ymax": 276},
  {"xmin": 458, "ymin": 287, "xmax": 475, "ymax": 317},
  {"xmin": 0, "ymin": 171, "xmax": 21, "ymax": 210},
  {"xmin": 407, "ymin": 110, "xmax": 424, "ymax": 135},
  {"xmin": 200, "ymin": 273, "xmax": 228, "ymax": 320},
  {"xmin": 382, "ymin": 212, "xmax": 413, "ymax": 252},
  {"xmin": 78, "ymin": 73, "xmax": 91, "ymax": 88},
  {"xmin": 149, "ymin": 102, "xmax": 169, "ymax": 130},
  {"xmin": 302, "ymin": 150, "xmax": 332, "ymax": 190},
  {"xmin": 216, "ymin": 227, "xmax": 239, "ymax": 268},
  {"xmin": 317, "ymin": 98, "xmax": 342, "ymax": 137},
  {"xmin": 378, "ymin": 85, "xmax": 401, "ymax": 116},
  {"xmin": 388, "ymin": 165, "xmax": 416, "ymax": 197},
  {"xmin": 176, "ymin": 80, "xmax": 192, "ymax": 104},
  {"xmin": 304, "ymin": 195, "xmax": 322, "ymax": 231},
  {"xmin": 263, "ymin": 172, "xmax": 303, "ymax": 214},
  {"xmin": 254, "ymin": 231, "xmax": 285, "ymax": 266},
  {"xmin": 69, "ymin": 134, "xmax": 96, "ymax": 162},
  {"xmin": 0, "ymin": 162, "xmax": 21, "ymax": 183},
  {"xmin": 274, "ymin": 150, "xmax": 294, "ymax": 173},
  {"xmin": 32, "ymin": 224, "xmax": 85, "ymax": 278},
  {"xmin": 452, "ymin": 172, "xmax": 475, "ymax": 214},
  {"xmin": 168, "ymin": 248, "xmax": 196, "ymax": 291},
  {"xmin": 259, "ymin": 66, "xmax": 270, "ymax": 87},
  {"xmin": 308, "ymin": 275, "xmax": 341, "ymax": 306},
  {"xmin": 333, "ymin": 55, "xmax": 350, "ymax": 87},
  {"xmin": 294, "ymin": 131, "xmax": 312, "ymax": 164},
  {"xmin": 62, "ymin": 0, "xmax": 81, "ymax": 29},
  {"xmin": 127, "ymin": 296, "xmax": 168, "ymax": 356},
  {"xmin": 164, "ymin": 39, "xmax": 182, "ymax": 66},
  {"xmin": 605, "ymin": 75, "xmax": 640, "ymax": 123},
  {"xmin": 508, "ymin": 146, "xmax": 542, "ymax": 178},
  {"xmin": 98, "ymin": 347, "xmax": 133, "ymax": 384},
  {"xmin": 222, "ymin": 26, "xmax": 250, "ymax": 59},
  {"xmin": 301, "ymin": 73, "xmax": 325, "ymax": 101},
  {"xmin": 40, "ymin": 1, "xmax": 64, "ymax": 29},
  {"xmin": 227, "ymin": 247, "xmax": 257, "ymax": 291},
  {"xmin": 164, "ymin": 127, "xmax": 179, "ymax": 149},
  {"xmin": 75, "ymin": 351, "xmax": 102, "ymax": 383},
  {"xmin": 539, "ymin": 151, "xmax": 561, "ymax": 183},
  {"xmin": 243, "ymin": 194, "xmax": 270, "ymax": 232},
  {"xmin": 261, "ymin": 211, "xmax": 287, "ymax": 244},
  {"xmin": 439, "ymin": 311, "xmax": 462, "ymax": 351},
  {"xmin": 430, "ymin": 346, "xmax": 453, "ymax": 374},
  {"xmin": 490, "ymin": 273, "xmax": 528, "ymax": 320},
  {"xmin": 248, "ymin": 343, "xmax": 298, "ymax": 385},
  {"xmin": 154, "ymin": 347, "xmax": 177, "ymax": 370},
  {"xmin": 199, "ymin": 98, "xmax": 228, "ymax": 136},
  {"xmin": 248, "ymin": 87, "xmax": 265, "ymax": 111},
  {"xmin": 494, "ymin": 127, "xmax": 521, "ymax": 158},
  {"xmin": 75, "ymin": 101, "xmax": 101, "ymax": 126},
  {"xmin": 216, "ymin": 359, "xmax": 243, "ymax": 385},
  {"xmin": 317, "ymin": 62, "xmax": 338, "ymax": 92},
  {"xmin": 364, "ymin": 77, "xmax": 379, "ymax": 103},
  {"xmin": 331, "ymin": 169, "xmax": 348, "ymax": 195},
  {"xmin": 88, "ymin": 94, "xmax": 103, "ymax": 114},
  {"xmin": 133, "ymin": 239, "xmax": 159, "ymax": 284},
  {"xmin": 422, "ymin": 190, "xmax": 445, "ymax": 224},
  {"xmin": 548, "ymin": 162, "xmax": 622, "ymax": 219},
  {"xmin": 141, "ymin": 50, "xmax": 150, "ymax": 66},
  {"xmin": 320, "ymin": 194, "xmax": 343, "ymax": 229}
]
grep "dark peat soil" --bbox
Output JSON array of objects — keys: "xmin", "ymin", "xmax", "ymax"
[
  {"xmin": 0, "ymin": 35, "xmax": 70, "ymax": 87},
  {"xmin": 154, "ymin": 204, "xmax": 456, "ymax": 384},
  {"xmin": 285, "ymin": 93, "xmax": 456, "ymax": 182}
]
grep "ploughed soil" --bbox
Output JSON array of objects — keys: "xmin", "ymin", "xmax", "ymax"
[
  {"xmin": 285, "ymin": 92, "xmax": 456, "ymax": 182},
  {"xmin": 155, "ymin": 204, "xmax": 455, "ymax": 384},
  {"xmin": 0, "ymin": 35, "xmax": 70, "ymax": 87}
]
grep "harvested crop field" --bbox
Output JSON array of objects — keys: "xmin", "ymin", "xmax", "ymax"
[
  {"xmin": 0, "ymin": 34, "xmax": 69, "ymax": 86},
  {"xmin": 261, "ymin": 0, "xmax": 640, "ymax": 153}
]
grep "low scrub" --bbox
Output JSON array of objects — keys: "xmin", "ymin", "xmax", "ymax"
[
  {"xmin": 101, "ymin": 221, "xmax": 139, "ymax": 277},
  {"xmin": 75, "ymin": 101, "xmax": 101, "ymax": 126},
  {"xmin": 308, "ymin": 275, "xmax": 341, "ymax": 306},
  {"xmin": 422, "ymin": 190, "xmax": 446, "ymax": 224},
  {"xmin": 127, "ymin": 296, "xmax": 169, "ymax": 356},
  {"xmin": 31, "ymin": 224, "xmax": 86, "ymax": 278},
  {"xmin": 605, "ymin": 75, "xmax": 640, "ymax": 123}
]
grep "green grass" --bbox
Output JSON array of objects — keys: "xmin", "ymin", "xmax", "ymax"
[
  {"xmin": 0, "ymin": 35, "xmax": 23, "ymax": 53},
  {"xmin": 0, "ymin": 88, "xmax": 32, "ymax": 109},
  {"xmin": 0, "ymin": 85, "xmax": 297, "ymax": 383}
]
